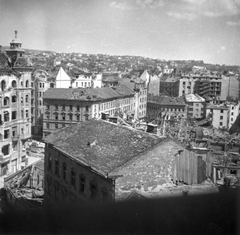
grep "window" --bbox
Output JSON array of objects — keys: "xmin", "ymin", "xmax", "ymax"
[
  {"xmin": 231, "ymin": 112, "xmax": 234, "ymax": 116},
  {"xmin": 55, "ymin": 159, "xmax": 59, "ymax": 177},
  {"xmin": 62, "ymin": 105, "xmax": 65, "ymax": 110},
  {"xmin": 76, "ymin": 115, "xmax": 80, "ymax": 121},
  {"xmin": 76, "ymin": 106, "xmax": 80, "ymax": 111},
  {"xmin": 79, "ymin": 175, "xmax": 85, "ymax": 194},
  {"xmin": 86, "ymin": 106, "xmax": 89, "ymax": 112},
  {"xmin": 26, "ymin": 110, "xmax": 29, "ymax": 118},
  {"xmin": 71, "ymin": 169, "xmax": 76, "ymax": 188},
  {"xmin": 55, "ymin": 115, "xmax": 58, "ymax": 120},
  {"xmin": 48, "ymin": 154, "xmax": 52, "ymax": 171},
  {"xmin": 4, "ymin": 129, "xmax": 9, "ymax": 139},
  {"xmin": 25, "ymin": 80, "xmax": 29, "ymax": 87},
  {"xmin": 25, "ymin": 95, "xmax": 29, "ymax": 103},
  {"xmin": 1, "ymin": 80, "xmax": 6, "ymax": 91},
  {"xmin": 3, "ymin": 97, "xmax": 9, "ymax": 106},
  {"xmin": 62, "ymin": 115, "xmax": 65, "ymax": 121},
  {"xmin": 55, "ymin": 105, "xmax": 58, "ymax": 110},
  {"xmin": 12, "ymin": 80, "xmax": 17, "ymax": 88},
  {"xmin": 220, "ymin": 110, "xmax": 223, "ymax": 113},
  {"xmin": 12, "ymin": 126, "xmax": 17, "ymax": 137},
  {"xmin": 220, "ymin": 116, "xmax": 223, "ymax": 120},
  {"xmin": 4, "ymin": 112, "xmax": 9, "ymax": 122},
  {"xmin": 62, "ymin": 163, "xmax": 67, "ymax": 181},
  {"xmin": 69, "ymin": 105, "xmax": 72, "ymax": 111},
  {"xmin": 46, "ymin": 123, "xmax": 49, "ymax": 129},
  {"xmin": 220, "ymin": 122, "xmax": 223, "ymax": 126},
  {"xmin": 69, "ymin": 115, "xmax": 72, "ymax": 121},
  {"xmin": 12, "ymin": 95, "xmax": 17, "ymax": 103},
  {"xmin": 55, "ymin": 124, "xmax": 58, "ymax": 129},
  {"xmin": 12, "ymin": 111, "xmax": 17, "ymax": 120},
  {"xmin": 90, "ymin": 182, "xmax": 97, "ymax": 199}
]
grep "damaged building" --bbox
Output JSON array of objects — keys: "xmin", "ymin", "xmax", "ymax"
[
  {"xmin": 4, "ymin": 159, "xmax": 44, "ymax": 210},
  {"xmin": 43, "ymin": 119, "xmax": 218, "ymax": 208}
]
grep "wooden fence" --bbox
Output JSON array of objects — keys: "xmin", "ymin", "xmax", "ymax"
[{"xmin": 172, "ymin": 149, "xmax": 213, "ymax": 185}]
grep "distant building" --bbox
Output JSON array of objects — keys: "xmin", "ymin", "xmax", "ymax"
[
  {"xmin": 31, "ymin": 69, "xmax": 53, "ymax": 139},
  {"xmin": 42, "ymin": 86, "xmax": 136, "ymax": 137},
  {"xmin": 147, "ymin": 95, "xmax": 187, "ymax": 120},
  {"xmin": 148, "ymin": 74, "xmax": 160, "ymax": 96},
  {"xmin": 55, "ymin": 67, "xmax": 71, "ymax": 88},
  {"xmin": 178, "ymin": 75, "xmax": 195, "ymax": 97},
  {"xmin": 185, "ymin": 94, "xmax": 206, "ymax": 119},
  {"xmin": 160, "ymin": 75, "xmax": 179, "ymax": 97},
  {"xmin": 221, "ymin": 74, "xmax": 239, "ymax": 101},
  {"xmin": 0, "ymin": 31, "xmax": 32, "ymax": 175},
  {"xmin": 206, "ymin": 104, "xmax": 229, "ymax": 129},
  {"xmin": 119, "ymin": 78, "xmax": 147, "ymax": 119},
  {"xmin": 43, "ymin": 119, "xmax": 187, "ymax": 207},
  {"xmin": 193, "ymin": 74, "xmax": 222, "ymax": 101}
]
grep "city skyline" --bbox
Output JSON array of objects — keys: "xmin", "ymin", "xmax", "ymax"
[{"xmin": 0, "ymin": 0, "xmax": 240, "ymax": 66}]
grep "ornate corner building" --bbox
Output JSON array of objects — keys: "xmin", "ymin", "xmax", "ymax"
[{"xmin": 0, "ymin": 31, "xmax": 32, "ymax": 176}]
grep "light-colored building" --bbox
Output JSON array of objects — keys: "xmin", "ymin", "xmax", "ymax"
[
  {"xmin": 228, "ymin": 103, "xmax": 239, "ymax": 129},
  {"xmin": 148, "ymin": 74, "xmax": 161, "ymax": 96},
  {"xmin": 179, "ymin": 75, "xmax": 196, "ymax": 97},
  {"xmin": 0, "ymin": 31, "xmax": 32, "ymax": 175},
  {"xmin": 206, "ymin": 104, "xmax": 229, "ymax": 129},
  {"xmin": 185, "ymin": 94, "xmax": 206, "ymax": 119},
  {"xmin": 55, "ymin": 67, "xmax": 71, "ymax": 88},
  {"xmin": 42, "ymin": 86, "xmax": 136, "ymax": 137},
  {"xmin": 221, "ymin": 74, "xmax": 239, "ymax": 101}
]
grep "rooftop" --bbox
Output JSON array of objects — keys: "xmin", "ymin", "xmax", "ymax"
[
  {"xmin": 185, "ymin": 94, "xmax": 205, "ymax": 103},
  {"xmin": 43, "ymin": 85, "xmax": 134, "ymax": 101},
  {"xmin": 148, "ymin": 95, "xmax": 186, "ymax": 106},
  {"xmin": 43, "ymin": 119, "xmax": 163, "ymax": 176}
]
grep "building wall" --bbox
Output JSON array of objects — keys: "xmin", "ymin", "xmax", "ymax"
[
  {"xmin": 114, "ymin": 140, "xmax": 183, "ymax": 200},
  {"xmin": 186, "ymin": 102, "xmax": 206, "ymax": 118},
  {"xmin": 147, "ymin": 101, "xmax": 186, "ymax": 120},
  {"xmin": 44, "ymin": 144, "xmax": 114, "ymax": 208},
  {"xmin": 0, "ymin": 72, "xmax": 31, "ymax": 175},
  {"xmin": 71, "ymin": 74, "xmax": 92, "ymax": 88},
  {"xmin": 148, "ymin": 75, "xmax": 160, "ymax": 96},
  {"xmin": 206, "ymin": 108, "xmax": 229, "ymax": 129},
  {"xmin": 221, "ymin": 75, "xmax": 239, "ymax": 101},
  {"xmin": 160, "ymin": 80, "xmax": 179, "ymax": 97},
  {"xmin": 43, "ymin": 99, "xmax": 92, "ymax": 137},
  {"xmin": 55, "ymin": 67, "xmax": 71, "ymax": 88},
  {"xmin": 228, "ymin": 104, "xmax": 239, "ymax": 129},
  {"xmin": 179, "ymin": 76, "xmax": 195, "ymax": 97},
  {"xmin": 31, "ymin": 70, "xmax": 51, "ymax": 138}
]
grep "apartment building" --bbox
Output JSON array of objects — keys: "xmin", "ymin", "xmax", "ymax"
[
  {"xmin": 178, "ymin": 75, "xmax": 195, "ymax": 97},
  {"xmin": 185, "ymin": 94, "xmax": 206, "ymax": 119},
  {"xmin": 42, "ymin": 85, "xmax": 135, "ymax": 137},
  {"xmin": 147, "ymin": 95, "xmax": 187, "ymax": 120},
  {"xmin": 160, "ymin": 75, "xmax": 179, "ymax": 97},
  {"xmin": 31, "ymin": 69, "xmax": 54, "ymax": 139},
  {"xmin": 0, "ymin": 31, "xmax": 32, "ymax": 175},
  {"xmin": 206, "ymin": 105, "xmax": 229, "ymax": 129}
]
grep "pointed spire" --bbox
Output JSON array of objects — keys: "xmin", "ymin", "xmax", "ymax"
[{"xmin": 15, "ymin": 30, "xmax": 18, "ymax": 39}]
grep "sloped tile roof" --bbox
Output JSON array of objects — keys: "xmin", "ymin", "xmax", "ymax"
[
  {"xmin": 43, "ymin": 119, "xmax": 163, "ymax": 176},
  {"xmin": 43, "ymin": 86, "xmax": 134, "ymax": 101}
]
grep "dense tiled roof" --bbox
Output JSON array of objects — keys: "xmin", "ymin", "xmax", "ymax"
[
  {"xmin": 43, "ymin": 119, "xmax": 163, "ymax": 176},
  {"xmin": 43, "ymin": 86, "xmax": 134, "ymax": 101},
  {"xmin": 148, "ymin": 95, "xmax": 186, "ymax": 106},
  {"xmin": 119, "ymin": 78, "xmax": 135, "ymax": 91}
]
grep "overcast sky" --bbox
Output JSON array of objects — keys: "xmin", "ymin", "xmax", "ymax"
[{"xmin": 0, "ymin": 0, "xmax": 240, "ymax": 65}]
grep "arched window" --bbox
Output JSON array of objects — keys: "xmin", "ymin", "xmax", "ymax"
[
  {"xmin": 3, "ymin": 97, "xmax": 9, "ymax": 106},
  {"xmin": 25, "ymin": 95, "xmax": 29, "ymax": 103},
  {"xmin": 12, "ymin": 80, "xmax": 17, "ymax": 88},
  {"xmin": 25, "ymin": 80, "xmax": 29, "ymax": 87},
  {"xmin": 1, "ymin": 80, "xmax": 6, "ymax": 91},
  {"xmin": 12, "ymin": 95, "xmax": 17, "ymax": 103}
]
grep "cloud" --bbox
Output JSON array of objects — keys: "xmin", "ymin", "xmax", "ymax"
[
  {"xmin": 168, "ymin": 0, "xmax": 240, "ymax": 20},
  {"xmin": 109, "ymin": 1, "xmax": 132, "ymax": 10},
  {"xmin": 136, "ymin": 0, "xmax": 164, "ymax": 9},
  {"xmin": 227, "ymin": 20, "xmax": 240, "ymax": 26},
  {"xmin": 167, "ymin": 11, "xmax": 197, "ymax": 21}
]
